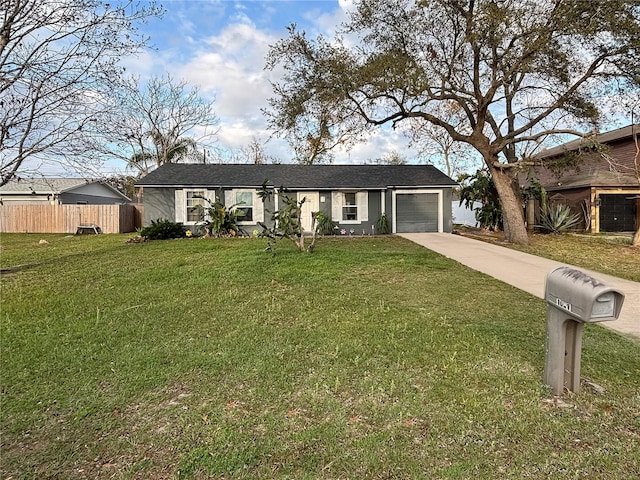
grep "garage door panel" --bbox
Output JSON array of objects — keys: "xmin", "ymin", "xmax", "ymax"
[
  {"xmin": 599, "ymin": 194, "xmax": 637, "ymax": 232},
  {"xmin": 396, "ymin": 193, "xmax": 439, "ymax": 233}
]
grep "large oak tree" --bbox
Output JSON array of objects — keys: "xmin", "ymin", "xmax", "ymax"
[{"xmin": 265, "ymin": 0, "xmax": 640, "ymax": 245}]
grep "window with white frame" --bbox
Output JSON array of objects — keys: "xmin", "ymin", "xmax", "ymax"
[
  {"xmin": 224, "ymin": 189, "xmax": 264, "ymax": 224},
  {"xmin": 235, "ymin": 190, "xmax": 253, "ymax": 222},
  {"xmin": 186, "ymin": 190, "xmax": 206, "ymax": 222},
  {"xmin": 332, "ymin": 191, "xmax": 369, "ymax": 224},
  {"xmin": 342, "ymin": 192, "xmax": 358, "ymax": 221}
]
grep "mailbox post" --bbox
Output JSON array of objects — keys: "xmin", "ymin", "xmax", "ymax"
[{"xmin": 544, "ymin": 267, "xmax": 625, "ymax": 395}]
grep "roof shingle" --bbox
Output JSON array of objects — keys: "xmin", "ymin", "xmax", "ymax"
[{"xmin": 135, "ymin": 164, "xmax": 458, "ymax": 189}]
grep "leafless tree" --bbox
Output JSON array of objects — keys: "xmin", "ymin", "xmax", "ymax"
[
  {"xmin": 0, "ymin": 0, "xmax": 163, "ymax": 185},
  {"xmin": 236, "ymin": 136, "xmax": 277, "ymax": 165},
  {"xmin": 372, "ymin": 150, "xmax": 407, "ymax": 165},
  {"xmin": 99, "ymin": 74, "xmax": 219, "ymax": 175}
]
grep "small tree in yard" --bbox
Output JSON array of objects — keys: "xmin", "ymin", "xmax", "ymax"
[{"xmin": 257, "ymin": 182, "xmax": 320, "ymax": 253}]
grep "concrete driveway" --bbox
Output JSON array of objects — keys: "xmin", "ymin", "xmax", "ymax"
[{"xmin": 399, "ymin": 233, "xmax": 639, "ymax": 338}]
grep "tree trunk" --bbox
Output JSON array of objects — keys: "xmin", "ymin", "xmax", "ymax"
[
  {"xmin": 488, "ymin": 163, "xmax": 530, "ymax": 246},
  {"xmin": 633, "ymin": 225, "xmax": 640, "ymax": 247}
]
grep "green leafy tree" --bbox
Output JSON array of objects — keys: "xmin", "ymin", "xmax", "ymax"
[
  {"xmin": 102, "ymin": 174, "xmax": 139, "ymax": 200},
  {"xmin": 265, "ymin": 0, "xmax": 640, "ymax": 245},
  {"xmin": 458, "ymin": 169, "xmax": 503, "ymax": 231}
]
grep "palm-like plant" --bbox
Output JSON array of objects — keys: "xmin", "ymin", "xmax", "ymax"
[{"xmin": 129, "ymin": 130, "xmax": 201, "ymax": 175}]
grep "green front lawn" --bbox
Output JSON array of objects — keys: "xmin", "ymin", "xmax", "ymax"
[{"xmin": 1, "ymin": 234, "xmax": 638, "ymax": 479}]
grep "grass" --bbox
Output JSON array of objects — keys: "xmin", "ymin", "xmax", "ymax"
[
  {"xmin": 1, "ymin": 233, "xmax": 639, "ymax": 479},
  {"xmin": 516, "ymin": 233, "xmax": 640, "ymax": 282},
  {"xmin": 456, "ymin": 227, "xmax": 640, "ymax": 282}
]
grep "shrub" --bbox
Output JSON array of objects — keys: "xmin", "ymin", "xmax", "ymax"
[
  {"xmin": 315, "ymin": 211, "xmax": 337, "ymax": 235},
  {"xmin": 538, "ymin": 203, "xmax": 582, "ymax": 234},
  {"xmin": 139, "ymin": 219, "xmax": 186, "ymax": 240},
  {"xmin": 376, "ymin": 213, "xmax": 391, "ymax": 234}
]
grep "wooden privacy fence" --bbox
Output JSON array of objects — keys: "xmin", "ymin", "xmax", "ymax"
[{"xmin": 0, "ymin": 204, "xmax": 142, "ymax": 234}]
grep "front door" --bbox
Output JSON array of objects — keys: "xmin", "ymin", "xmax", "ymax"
[{"xmin": 297, "ymin": 192, "xmax": 319, "ymax": 232}]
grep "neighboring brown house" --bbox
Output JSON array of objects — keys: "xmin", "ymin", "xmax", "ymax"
[{"xmin": 528, "ymin": 124, "xmax": 640, "ymax": 233}]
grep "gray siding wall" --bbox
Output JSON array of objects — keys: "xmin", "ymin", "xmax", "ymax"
[
  {"xmin": 142, "ymin": 187, "xmax": 176, "ymax": 225},
  {"xmin": 60, "ymin": 193, "xmax": 126, "ymax": 205},
  {"xmin": 442, "ymin": 188, "xmax": 453, "ymax": 233},
  {"xmin": 142, "ymin": 186, "xmax": 454, "ymax": 233},
  {"xmin": 328, "ymin": 189, "xmax": 383, "ymax": 235}
]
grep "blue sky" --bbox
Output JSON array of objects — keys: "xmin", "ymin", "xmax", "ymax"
[
  {"xmin": 114, "ymin": 0, "xmax": 412, "ymax": 169},
  {"xmin": 114, "ymin": 0, "xmax": 416, "ymax": 169}
]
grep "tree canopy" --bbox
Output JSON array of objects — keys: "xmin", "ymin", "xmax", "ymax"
[{"xmin": 265, "ymin": 0, "xmax": 640, "ymax": 244}]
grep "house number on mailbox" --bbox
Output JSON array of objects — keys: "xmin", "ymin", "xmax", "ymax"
[{"xmin": 556, "ymin": 298, "xmax": 572, "ymax": 312}]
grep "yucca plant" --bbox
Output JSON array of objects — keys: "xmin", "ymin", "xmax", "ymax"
[{"xmin": 538, "ymin": 203, "xmax": 582, "ymax": 234}]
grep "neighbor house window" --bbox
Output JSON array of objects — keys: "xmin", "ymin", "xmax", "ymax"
[
  {"xmin": 186, "ymin": 190, "xmax": 206, "ymax": 222},
  {"xmin": 235, "ymin": 191, "xmax": 253, "ymax": 222},
  {"xmin": 342, "ymin": 192, "xmax": 358, "ymax": 221}
]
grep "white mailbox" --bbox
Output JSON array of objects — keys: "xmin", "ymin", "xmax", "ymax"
[{"xmin": 543, "ymin": 267, "xmax": 625, "ymax": 395}]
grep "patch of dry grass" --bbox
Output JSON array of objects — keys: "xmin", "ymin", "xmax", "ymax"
[{"xmin": 456, "ymin": 228, "xmax": 639, "ymax": 282}]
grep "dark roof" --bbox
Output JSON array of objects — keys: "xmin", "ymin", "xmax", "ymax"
[
  {"xmin": 543, "ymin": 170, "xmax": 640, "ymax": 191},
  {"xmin": 536, "ymin": 124, "xmax": 639, "ymax": 160},
  {"xmin": 136, "ymin": 163, "xmax": 458, "ymax": 189}
]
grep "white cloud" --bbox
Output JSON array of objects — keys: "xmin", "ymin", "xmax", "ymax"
[
  {"xmin": 338, "ymin": 0, "xmax": 355, "ymax": 10},
  {"xmin": 119, "ymin": 1, "xmax": 416, "ymax": 166},
  {"xmin": 175, "ymin": 23, "xmax": 276, "ymax": 124}
]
